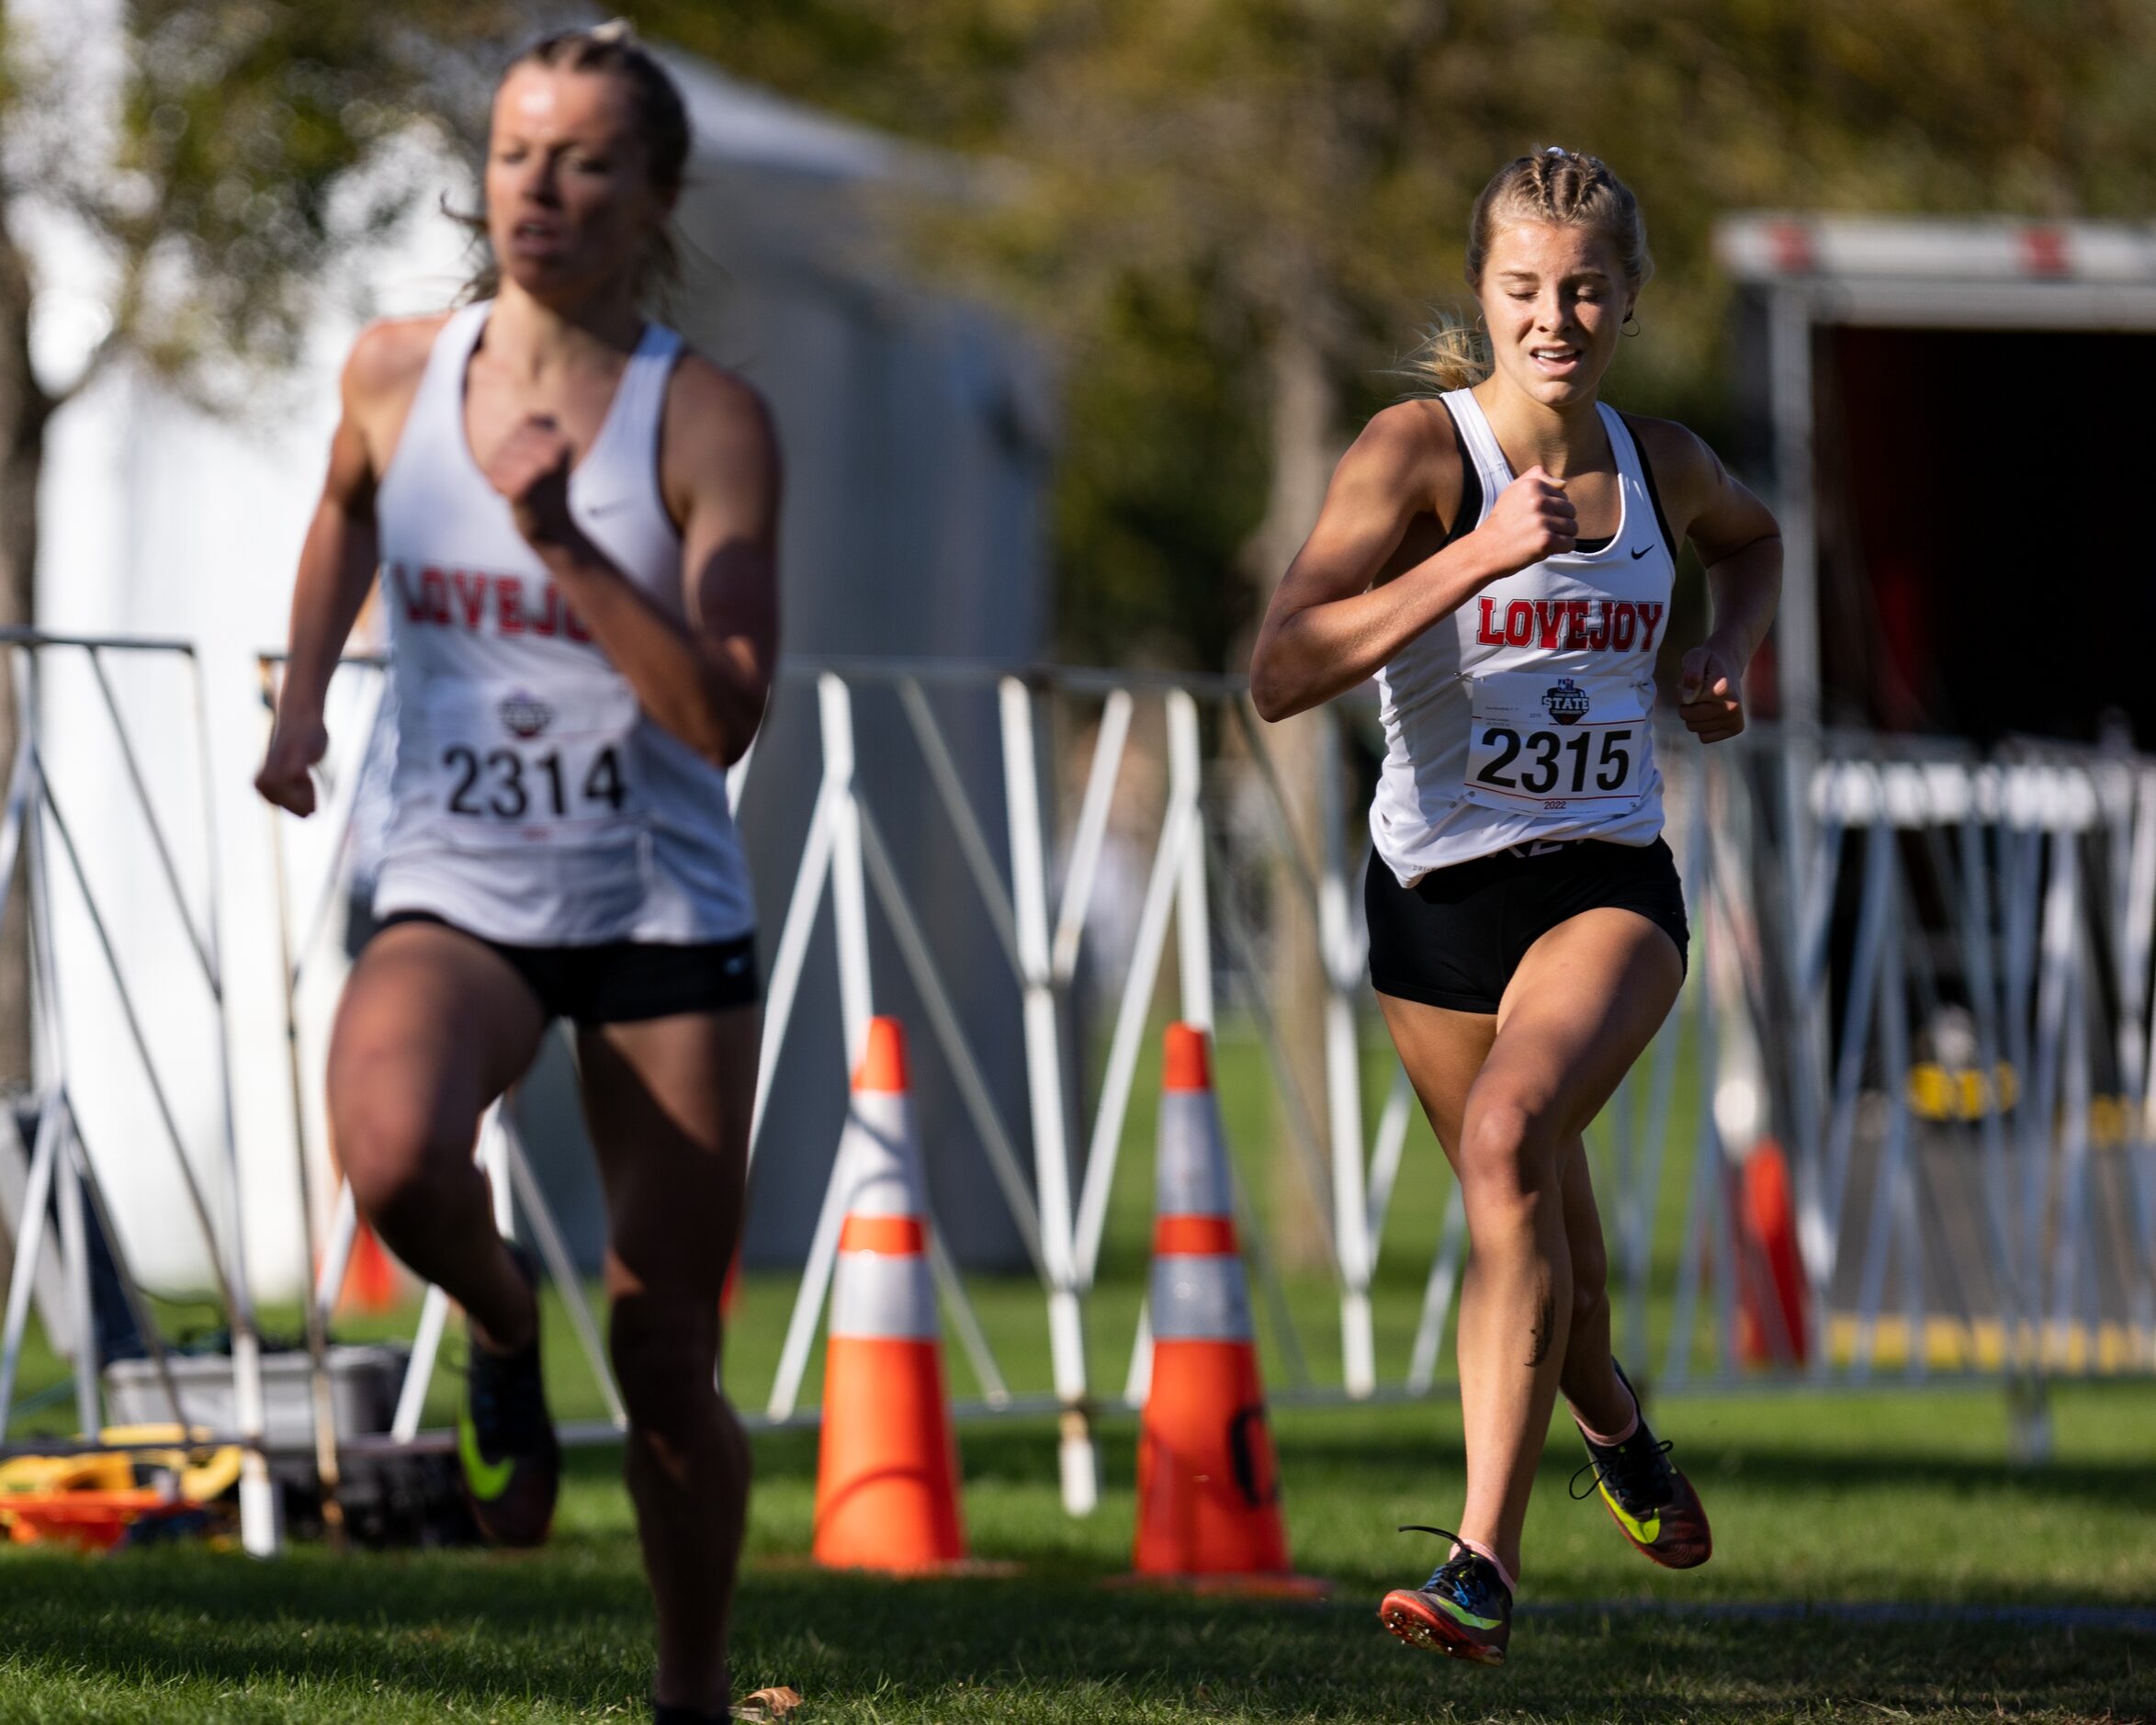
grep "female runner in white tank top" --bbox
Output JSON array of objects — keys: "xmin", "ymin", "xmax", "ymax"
[
  {"xmin": 1251, "ymin": 149, "xmax": 1780, "ymax": 1667},
  {"xmin": 255, "ymin": 28, "xmax": 771, "ymax": 1724}
]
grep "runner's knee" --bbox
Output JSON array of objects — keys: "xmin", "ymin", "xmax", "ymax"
[
  {"xmin": 610, "ymin": 1293, "xmax": 720, "ymax": 1438},
  {"xmin": 1455, "ymin": 1085, "xmax": 1565, "ymax": 1213},
  {"xmin": 335, "ymin": 1100, "xmax": 480, "ymax": 1228}
]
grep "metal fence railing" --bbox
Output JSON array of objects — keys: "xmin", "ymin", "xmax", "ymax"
[{"xmin": 4, "ymin": 640, "xmax": 2150, "ymax": 1552}]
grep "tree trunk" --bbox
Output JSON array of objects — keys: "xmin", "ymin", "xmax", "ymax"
[
  {"xmin": 1243, "ymin": 322, "xmax": 1340, "ymax": 1273},
  {"xmin": 0, "ymin": 197, "xmax": 51, "ymax": 1095}
]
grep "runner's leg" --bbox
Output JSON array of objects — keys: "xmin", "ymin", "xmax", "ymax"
[
  {"xmin": 1375, "ymin": 998, "xmax": 1497, "ymax": 1154},
  {"xmin": 1382, "ymin": 907, "xmax": 1677, "ymax": 1580},
  {"xmin": 1554, "ymin": 1140, "xmax": 1635, "ymax": 1436},
  {"xmin": 1378, "ymin": 1007, "xmax": 1631, "ymax": 1438},
  {"xmin": 1378, "ymin": 1003, "xmax": 1629, "ymax": 1542},
  {"xmin": 579, "ymin": 1005, "xmax": 756, "ymax": 1717},
  {"xmin": 327, "ymin": 920, "xmax": 549, "ymax": 1348},
  {"xmin": 1451, "ymin": 907, "xmax": 1679, "ymax": 1577}
]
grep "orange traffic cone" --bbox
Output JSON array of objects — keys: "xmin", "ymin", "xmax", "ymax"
[
  {"xmin": 1735, "ymin": 1140, "xmax": 1810, "ymax": 1367},
  {"xmin": 1131, "ymin": 1024, "xmax": 1322, "ymax": 1594},
  {"xmin": 812, "ymin": 1017, "xmax": 966, "ymax": 1572},
  {"xmin": 340, "ymin": 1221, "xmax": 401, "ymax": 1316}
]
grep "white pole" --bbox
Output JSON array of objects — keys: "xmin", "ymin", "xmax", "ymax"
[
  {"xmin": 818, "ymin": 674, "xmax": 872, "ymax": 1066},
  {"xmin": 764, "ymin": 678, "xmax": 876, "ymax": 1420},
  {"xmin": 1072, "ymin": 795, "xmax": 1192, "ymax": 1286},
  {"xmin": 748, "ymin": 781, "xmax": 837, "ymax": 1169},
  {"xmin": 1168, "ymin": 691, "xmax": 1213, "ymax": 1031},
  {"xmin": 175, "ymin": 651, "xmax": 279, "ymax": 1556},
  {"xmin": 999, "ymin": 676, "xmax": 1097, "ymax": 1517},
  {"xmin": 1315, "ymin": 705, "xmax": 1375, "ymax": 1398},
  {"xmin": 0, "ymin": 1104, "xmax": 62, "ymax": 1427},
  {"xmin": 391, "ymin": 1286, "xmax": 451, "ymax": 1442},
  {"xmin": 55, "ymin": 1111, "xmax": 98, "ymax": 1439},
  {"xmin": 1051, "ymin": 689, "xmax": 1133, "ymax": 983}
]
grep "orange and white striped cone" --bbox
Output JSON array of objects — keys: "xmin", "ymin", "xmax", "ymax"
[
  {"xmin": 812, "ymin": 1016, "xmax": 966, "ymax": 1572},
  {"xmin": 1131, "ymin": 1024, "xmax": 1324, "ymax": 1594}
]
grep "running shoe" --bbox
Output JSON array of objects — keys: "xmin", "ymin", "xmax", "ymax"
[
  {"xmin": 1378, "ymin": 1526, "xmax": 1513, "ymax": 1665},
  {"xmin": 1570, "ymin": 1360, "xmax": 1711, "ymax": 1569},
  {"xmin": 457, "ymin": 1248, "xmax": 559, "ymax": 1549}
]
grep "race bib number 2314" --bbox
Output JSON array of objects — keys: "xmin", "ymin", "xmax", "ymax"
[{"xmin": 420, "ymin": 679, "xmax": 640, "ymax": 845}]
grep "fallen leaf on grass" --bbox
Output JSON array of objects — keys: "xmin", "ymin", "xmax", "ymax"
[{"xmin": 730, "ymin": 1686, "xmax": 804, "ymax": 1721}]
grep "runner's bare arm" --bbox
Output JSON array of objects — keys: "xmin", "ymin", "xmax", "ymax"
[
  {"xmin": 1250, "ymin": 405, "xmax": 1575, "ymax": 722},
  {"xmin": 1630, "ymin": 417, "xmax": 1781, "ymax": 745},
  {"xmin": 257, "ymin": 321, "xmax": 433, "ymax": 817},
  {"xmin": 488, "ymin": 357, "xmax": 781, "ymax": 769}
]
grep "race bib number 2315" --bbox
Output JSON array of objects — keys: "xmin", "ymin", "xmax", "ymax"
[{"xmin": 1460, "ymin": 671, "xmax": 1651, "ymax": 817}]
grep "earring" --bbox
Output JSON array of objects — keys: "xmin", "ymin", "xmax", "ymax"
[{"xmin": 1621, "ymin": 313, "xmax": 1642, "ymax": 337}]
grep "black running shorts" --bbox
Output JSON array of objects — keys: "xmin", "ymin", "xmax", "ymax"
[
  {"xmin": 376, "ymin": 911, "xmax": 761, "ymax": 1025},
  {"xmin": 1364, "ymin": 838, "xmax": 1688, "ymax": 1016}
]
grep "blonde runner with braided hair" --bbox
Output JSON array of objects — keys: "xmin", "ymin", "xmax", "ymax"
[
  {"xmin": 1407, "ymin": 148, "xmax": 1654, "ymax": 394},
  {"xmin": 1252, "ymin": 145, "xmax": 1781, "ymax": 1666}
]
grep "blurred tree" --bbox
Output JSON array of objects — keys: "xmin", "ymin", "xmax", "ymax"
[
  {"xmin": 644, "ymin": 0, "xmax": 2156, "ymax": 663},
  {"xmin": 0, "ymin": 0, "xmax": 539, "ymax": 1087}
]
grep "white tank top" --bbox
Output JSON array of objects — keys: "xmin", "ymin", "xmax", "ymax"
[
  {"xmin": 1369, "ymin": 389, "xmax": 1676, "ymax": 885},
  {"xmin": 370, "ymin": 301, "xmax": 756, "ymax": 946}
]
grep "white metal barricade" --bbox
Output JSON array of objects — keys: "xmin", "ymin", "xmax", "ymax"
[
  {"xmin": 0, "ymin": 632, "xmax": 281, "ymax": 1553},
  {"xmin": 221, "ymin": 653, "xmax": 2156, "ymax": 1497},
  {"xmin": 8, "ymin": 640, "xmax": 2152, "ymax": 1550}
]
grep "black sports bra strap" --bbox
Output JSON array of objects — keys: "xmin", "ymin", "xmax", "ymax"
[
  {"xmin": 1616, "ymin": 411, "xmax": 1678, "ymax": 565},
  {"xmin": 1433, "ymin": 397, "xmax": 1483, "ymax": 547}
]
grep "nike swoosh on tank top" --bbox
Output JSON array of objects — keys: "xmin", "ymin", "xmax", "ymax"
[
  {"xmin": 370, "ymin": 301, "xmax": 756, "ymax": 946},
  {"xmin": 1369, "ymin": 389, "xmax": 1676, "ymax": 886}
]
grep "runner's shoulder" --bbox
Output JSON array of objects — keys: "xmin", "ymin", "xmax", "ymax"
[
  {"xmin": 1615, "ymin": 411, "xmax": 1722, "ymax": 507},
  {"xmin": 666, "ymin": 349, "xmax": 776, "ymax": 454},
  {"xmin": 662, "ymin": 349, "xmax": 780, "ymax": 510},
  {"xmin": 342, "ymin": 313, "xmax": 452, "ymax": 412},
  {"xmin": 1347, "ymin": 399, "xmax": 1467, "ymax": 514}
]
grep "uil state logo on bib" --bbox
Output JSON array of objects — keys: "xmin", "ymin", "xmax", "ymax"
[
  {"xmin": 1542, "ymin": 679, "xmax": 1590, "ymax": 726},
  {"xmin": 418, "ymin": 677, "xmax": 640, "ymax": 848},
  {"xmin": 1460, "ymin": 669, "xmax": 1654, "ymax": 817},
  {"xmin": 499, "ymin": 690, "xmax": 554, "ymax": 739}
]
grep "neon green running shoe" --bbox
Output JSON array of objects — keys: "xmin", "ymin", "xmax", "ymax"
[
  {"xmin": 1571, "ymin": 1360, "xmax": 1711, "ymax": 1570},
  {"xmin": 1378, "ymin": 1526, "xmax": 1512, "ymax": 1665},
  {"xmin": 457, "ymin": 1255, "xmax": 559, "ymax": 1549}
]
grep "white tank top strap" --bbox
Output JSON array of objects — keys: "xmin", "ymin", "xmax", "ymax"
[
  {"xmin": 1598, "ymin": 401, "xmax": 1649, "ymax": 491},
  {"xmin": 417, "ymin": 303, "xmax": 489, "ymax": 424},
  {"xmin": 1442, "ymin": 389, "xmax": 1515, "ymax": 519},
  {"xmin": 587, "ymin": 323, "xmax": 682, "ymax": 475},
  {"xmin": 1599, "ymin": 405, "xmax": 1675, "ymax": 562},
  {"xmin": 438, "ymin": 299, "xmax": 491, "ymax": 361},
  {"xmin": 378, "ymin": 304, "xmax": 487, "ymax": 498}
]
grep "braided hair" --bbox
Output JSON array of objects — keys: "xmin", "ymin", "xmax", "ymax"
[{"xmin": 1406, "ymin": 147, "xmax": 1652, "ymax": 393}]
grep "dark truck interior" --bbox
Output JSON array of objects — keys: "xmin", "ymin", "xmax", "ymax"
[{"xmin": 1812, "ymin": 323, "xmax": 2156, "ymax": 747}]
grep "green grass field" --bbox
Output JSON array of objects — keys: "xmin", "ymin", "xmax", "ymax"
[
  {"xmin": 0, "ymin": 1385, "xmax": 2152, "ymax": 1721},
  {"xmin": 4, "ymin": 1024, "xmax": 2154, "ymax": 1719}
]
